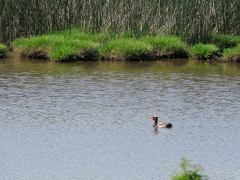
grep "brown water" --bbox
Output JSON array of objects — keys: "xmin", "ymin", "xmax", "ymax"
[{"xmin": 1, "ymin": 58, "xmax": 240, "ymax": 180}]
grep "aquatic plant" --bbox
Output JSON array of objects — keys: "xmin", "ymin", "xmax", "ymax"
[
  {"xmin": 222, "ymin": 46, "xmax": 240, "ymax": 63},
  {"xmin": 13, "ymin": 30, "xmax": 100, "ymax": 61},
  {"xmin": 12, "ymin": 28, "xmax": 240, "ymax": 62},
  {"xmin": 50, "ymin": 39, "xmax": 99, "ymax": 61},
  {"xmin": 190, "ymin": 43, "xmax": 220, "ymax": 60},
  {"xmin": 204, "ymin": 34, "xmax": 240, "ymax": 50},
  {"xmin": 100, "ymin": 38, "xmax": 154, "ymax": 61},
  {"xmin": 170, "ymin": 158, "xmax": 208, "ymax": 180},
  {"xmin": 0, "ymin": 44, "xmax": 8, "ymax": 58},
  {"xmin": 13, "ymin": 35, "xmax": 52, "ymax": 59},
  {"xmin": 58, "ymin": 28, "xmax": 113, "ymax": 44},
  {"xmin": 140, "ymin": 36, "xmax": 189, "ymax": 58}
]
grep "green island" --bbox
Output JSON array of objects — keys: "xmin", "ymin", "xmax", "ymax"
[{"xmin": 1, "ymin": 0, "xmax": 240, "ymax": 62}]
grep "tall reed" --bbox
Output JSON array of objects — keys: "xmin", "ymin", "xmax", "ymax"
[{"xmin": 1, "ymin": 0, "xmax": 240, "ymax": 44}]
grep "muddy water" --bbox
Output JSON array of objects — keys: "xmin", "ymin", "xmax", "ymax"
[{"xmin": 1, "ymin": 58, "xmax": 240, "ymax": 179}]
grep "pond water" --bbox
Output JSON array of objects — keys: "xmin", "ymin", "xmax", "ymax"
[{"xmin": 1, "ymin": 58, "xmax": 240, "ymax": 180}]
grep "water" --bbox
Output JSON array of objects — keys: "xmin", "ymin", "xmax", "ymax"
[{"xmin": 1, "ymin": 58, "xmax": 240, "ymax": 180}]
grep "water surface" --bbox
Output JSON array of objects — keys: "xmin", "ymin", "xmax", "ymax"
[{"xmin": 1, "ymin": 58, "xmax": 240, "ymax": 180}]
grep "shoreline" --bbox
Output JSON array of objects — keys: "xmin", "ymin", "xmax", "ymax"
[{"xmin": 1, "ymin": 29, "xmax": 240, "ymax": 63}]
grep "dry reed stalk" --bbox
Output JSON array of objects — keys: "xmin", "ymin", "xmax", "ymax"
[{"xmin": 1, "ymin": 0, "xmax": 240, "ymax": 44}]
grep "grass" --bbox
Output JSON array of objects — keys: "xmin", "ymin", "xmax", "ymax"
[
  {"xmin": 170, "ymin": 158, "xmax": 208, "ymax": 180},
  {"xmin": 11, "ymin": 28, "xmax": 240, "ymax": 62},
  {"xmin": 13, "ymin": 29, "xmax": 190, "ymax": 61},
  {"xmin": 222, "ymin": 45, "xmax": 240, "ymax": 63},
  {"xmin": 140, "ymin": 36, "xmax": 189, "ymax": 58},
  {"xmin": 100, "ymin": 38, "xmax": 154, "ymax": 61},
  {"xmin": 189, "ymin": 43, "xmax": 220, "ymax": 60},
  {"xmin": 0, "ymin": 44, "xmax": 8, "ymax": 58},
  {"xmin": 13, "ymin": 29, "xmax": 100, "ymax": 61},
  {"xmin": 50, "ymin": 39, "xmax": 99, "ymax": 61},
  {"xmin": 204, "ymin": 34, "xmax": 240, "ymax": 49},
  {"xmin": 13, "ymin": 35, "xmax": 52, "ymax": 59}
]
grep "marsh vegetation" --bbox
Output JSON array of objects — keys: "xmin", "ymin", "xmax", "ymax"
[
  {"xmin": 1, "ymin": 0, "xmax": 240, "ymax": 62},
  {"xmin": 1, "ymin": 0, "xmax": 240, "ymax": 44},
  {"xmin": 11, "ymin": 29, "xmax": 240, "ymax": 62}
]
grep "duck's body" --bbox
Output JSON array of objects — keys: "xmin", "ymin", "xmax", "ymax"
[
  {"xmin": 151, "ymin": 115, "xmax": 172, "ymax": 130},
  {"xmin": 156, "ymin": 122, "xmax": 172, "ymax": 128}
]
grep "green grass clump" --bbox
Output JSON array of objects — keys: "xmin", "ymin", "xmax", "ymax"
[
  {"xmin": 0, "ymin": 44, "xmax": 8, "ymax": 58},
  {"xmin": 13, "ymin": 28, "xmax": 240, "ymax": 62},
  {"xmin": 13, "ymin": 29, "xmax": 100, "ymax": 61},
  {"xmin": 50, "ymin": 39, "xmax": 99, "ymax": 61},
  {"xmin": 100, "ymin": 38, "xmax": 154, "ymax": 61},
  {"xmin": 140, "ymin": 36, "xmax": 189, "ymax": 58},
  {"xmin": 13, "ymin": 35, "xmax": 53, "ymax": 59},
  {"xmin": 190, "ymin": 43, "xmax": 220, "ymax": 60},
  {"xmin": 57, "ymin": 28, "xmax": 112, "ymax": 44},
  {"xmin": 170, "ymin": 158, "xmax": 208, "ymax": 180},
  {"xmin": 205, "ymin": 34, "xmax": 240, "ymax": 49},
  {"xmin": 222, "ymin": 45, "xmax": 240, "ymax": 63}
]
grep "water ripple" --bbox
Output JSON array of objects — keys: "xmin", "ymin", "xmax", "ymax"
[{"xmin": 1, "ymin": 61, "xmax": 240, "ymax": 179}]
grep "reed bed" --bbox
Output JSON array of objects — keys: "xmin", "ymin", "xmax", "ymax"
[{"xmin": 1, "ymin": 0, "xmax": 240, "ymax": 45}]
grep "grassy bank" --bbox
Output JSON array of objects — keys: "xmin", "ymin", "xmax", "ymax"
[
  {"xmin": 100, "ymin": 38, "xmax": 154, "ymax": 61},
  {"xmin": 140, "ymin": 36, "xmax": 189, "ymax": 58},
  {"xmin": 13, "ymin": 29, "xmax": 101, "ymax": 61},
  {"xmin": 222, "ymin": 46, "xmax": 240, "ymax": 63},
  {"xmin": 12, "ymin": 29, "xmax": 240, "ymax": 62},
  {"xmin": 0, "ymin": 44, "xmax": 8, "ymax": 58},
  {"xmin": 189, "ymin": 43, "xmax": 220, "ymax": 60},
  {"xmin": 13, "ymin": 29, "xmax": 190, "ymax": 61},
  {"xmin": 189, "ymin": 34, "xmax": 240, "ymax": 62},
  {"xmin": 204, "ymin": 34, "xmax": 240, "ymax": 50}
]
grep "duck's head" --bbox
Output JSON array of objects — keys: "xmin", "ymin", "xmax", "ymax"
[{"xmin": 152, "ymin": 115, "xmax": 158, "ymax": 120}]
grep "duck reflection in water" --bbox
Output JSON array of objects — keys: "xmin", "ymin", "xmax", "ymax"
[{"xmin": 151, "ymin": 115, "xmax": 172, "ymax": 131}]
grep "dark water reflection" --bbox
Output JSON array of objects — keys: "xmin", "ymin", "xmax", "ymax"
[{"xmin": 1, "ymin": 58, "xmax": 240, "ymax": 180}]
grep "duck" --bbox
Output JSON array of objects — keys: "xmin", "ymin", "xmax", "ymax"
[{"xmin": 152, "ymin": 115, "xmax": 172, "ymax": 129}]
